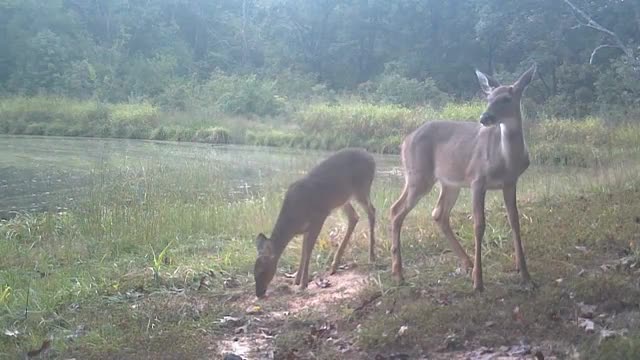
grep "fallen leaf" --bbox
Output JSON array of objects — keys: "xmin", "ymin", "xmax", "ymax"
[
  {"xmin": 246, "ymin": 305, "xmax": 263, "ymax": 315},
  {"xmin": 578, "ymin": 318, "xmax": 595, "ymax": 333},
  {"xmin": 259, "ymin": 327, "xmax": 276, "ymax": 339},
  {"xmin": 234, "ymin": 325, "xmax": 248, "ymax": 334},
  {"xmin": 575, "ymin": 246, "xmax": 589, "ymax": 253},
  {"xmin": 283, "ymin": 272, "xmax": 297, "ymax": 279},
  {"xmin": 512, "ymin": 306, "xmax": 525, "ymax": 324},
  {"xmin": 219, "ymin": 316, "xmax": 244, "ymax": 327},
  {"xmin": 198, "ymin": 275, "xmax": 209, "ymax": 290},
  {"xmin": 599, "ymin": 328, "xmax": 627, "ymax": 341},
  {"xmin": 397, "ymin": 325, "xmax": 408, "ymax": 336},
  {"xmin": 3, "ymin": 329, "xmax": 19, "ymax": 337},
  {"xmin": 508, "ymin": 342, "xmax": 532, "ymax": 356},
  {"xmin": 223, "ymin": 278, "xmax": 240, "ymax": 289},
  {"xmin": 314, "ymin": 277, "xmax": 331, "ymax": 289}
]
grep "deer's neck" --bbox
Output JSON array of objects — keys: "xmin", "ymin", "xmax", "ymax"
[
  {"xmin": 269, "ymin": 214, "xmax": 297, "ymax": 259},
  {"xmin": 499, "ymin": 115, "xmax": 528, "ymax": 166}
]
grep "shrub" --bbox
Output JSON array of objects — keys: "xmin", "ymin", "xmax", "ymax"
[
  {"xmin": 246, "ymin": 129, "xmax": 304, "ymax": 148},
  {"xmin": 23, "ymin": 123, "xmax": 47, "ymax": 135},
  {"xmin": 530, "ymin": 143, "xmax": 600, "ymax": 167},
  {"xmin": 150, "ymin": 126, "xmax": 170, "ymax": 141},
  {"xmin": 530, "ymin": 118, "xmax": 609, "ymax": 147},
  {"xmin": 193, "ymin": 127, "xmax": 230, "ymax": 144},
  {"xmin": 438, "ymin": 102, "xmax": 484, "ymax": 121},
  {"xmin": 172, "ymin": 128, "xmax": 196, "ymax": 142},
  {"xmin": 46, "ymin": 122, "xmax": 67, "ymax": 136},
  {"xmin": 200, "ymin": 72, "xmax": 285, "ymax": 117},
  {"xmin": 8, "ymin": 120, "xmax": 27, "ymax": 134}
]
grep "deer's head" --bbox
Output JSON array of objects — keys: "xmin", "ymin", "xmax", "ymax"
[
  {"xmin": 254, "ymin": 233, "xmax": 277, "ymax": 298},
  {"xmin": 475, "ymin": 64, "xmax": 536, "ymax": 127}
]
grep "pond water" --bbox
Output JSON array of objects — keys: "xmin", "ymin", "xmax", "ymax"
[
  {"xmin": 1, "ymin": 135, "xmax": 638, "ymax": 219},
  {"xmin": 0, "ymin": 135, "xmax": 401, "ymax": 218}
]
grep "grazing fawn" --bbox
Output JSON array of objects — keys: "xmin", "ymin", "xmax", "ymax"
[
  {"xmin": 254, "ymin": 148, "xmax": 377, "ymax": 298},
  {"xmin": 390, "ymin": 65, "xmax": 537, "ymax": 291}
]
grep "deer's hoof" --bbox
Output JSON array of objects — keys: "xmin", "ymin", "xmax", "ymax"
[{"xmin": 392, "ymin": 272, "xmax": 404, "ymax": 284}]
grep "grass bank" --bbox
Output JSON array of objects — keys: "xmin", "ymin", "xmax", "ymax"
[{"xmin": 3, "ymin": 96, "xmax": 640, "ymax": 168}]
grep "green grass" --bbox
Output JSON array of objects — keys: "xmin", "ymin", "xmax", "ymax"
[{"xmin": 1, "ymin": 123, "xmax": 640, "ymax": 358}]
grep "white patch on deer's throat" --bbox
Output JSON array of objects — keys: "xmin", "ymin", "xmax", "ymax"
[{"xmin": 500, "ymin": 123, "xmax": 508, "ymax": 157}]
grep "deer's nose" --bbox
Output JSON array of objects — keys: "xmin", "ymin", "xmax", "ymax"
[{"xmin": 479, "ymin": 112, "xmax": 496, "ymax": 126}]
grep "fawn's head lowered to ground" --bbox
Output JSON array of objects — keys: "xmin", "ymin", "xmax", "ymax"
[{"xmin": 254, "ymin": 233, "xmax": 277, "ymax": 298}]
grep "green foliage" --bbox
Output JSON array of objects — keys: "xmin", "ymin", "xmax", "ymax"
[
  {"xmin": 150, "ymin": 239, "xmax": 175, "ymax": 281},
  {"xmin": 245, "ymin": 129, "xmax": 305, "ymax": 148},
  {"xmin": 200, "ymin": 72, "xmax": 285, "ymax": 117},
  {"xmin": 360, "ymin": 63, "xmax": 450, "ymax": 107},
  {"xmin": 193, "ymin": 127, "xmax": 231, "ymax": 144}
]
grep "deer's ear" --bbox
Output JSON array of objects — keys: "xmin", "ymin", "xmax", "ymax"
[
  {"xmin": 256, "ymin": 233, "xmax": 273, "ymax": 257},
  {"xmin": 475, "ymin": 70, "xmax": 499, "ymax": 95},
  {"xmin": 513, "ymin": 64, "xmax": 536, "ymax": 93}
]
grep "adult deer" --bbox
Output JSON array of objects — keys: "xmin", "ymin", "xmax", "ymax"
[
  {"xmin": 390, "ymin": 65, "xmax": 537, "ymax": 291},
  {"xmin": 254, "ymin": 148, "xmax": 377, "ymax": 298}
]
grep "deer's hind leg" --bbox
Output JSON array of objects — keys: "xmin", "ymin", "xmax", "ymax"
[
  {"xmin": 432, "ymin": 185, "xmax": 473, "ymax": 272},
  {"xmin": 355, "ymin": 185, "xmax": 376, "ymax": 262},
  {"xmin": 294, "ymin": 235, "xmax": 307, "ymax": 286},
  {"xmin": 299, "ymin": 215, "xmax": 327, "ymax": 289},
  {"xmin": 390, "ymin": 176, "xmax": 434, "ymax": 282},
  {"xmin": 329, "ymin": 203, "xmax": 359, "ymax": 274}
]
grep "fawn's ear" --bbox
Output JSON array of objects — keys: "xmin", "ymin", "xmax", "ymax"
[
  {"xmin": 476, "ymin": 69, "xmax": 500, "ymax": 95},
  {"xmin": 256, "ymin": 233, "xmax": 273, "ymax": 257},
  {"xmin": 513, "ymin": 64, "xmax": 536, "ymax": 94}
]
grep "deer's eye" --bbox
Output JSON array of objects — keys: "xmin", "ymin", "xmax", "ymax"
[{"xmin": 501, "ymin": 97, "xmax": 512, "ymax": 104}]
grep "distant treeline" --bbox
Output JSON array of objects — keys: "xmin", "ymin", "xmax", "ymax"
[{"xmin": 0, "ymin": 1, "xmax": 639, "ymax": 119}]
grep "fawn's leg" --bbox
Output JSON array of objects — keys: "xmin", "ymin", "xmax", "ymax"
[
  {"xmin": 299, "ymin": 216, "xmax": 326, "ymax": 289},
  {"xmin": 294, "ymin": 235, "xmax": 307, "ymax": 286},
  {"xmin": 355, "ymin": 192, "xmax": 376, "ymax": 262},
  {"xmin": 329, "ymin": 203, "xmax": 359, "ymax": 274}
]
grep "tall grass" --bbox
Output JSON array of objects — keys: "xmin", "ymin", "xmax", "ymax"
[
  {"xmin": 0, "ymin": 96, "xmax": 235, "ymax": 144},
  {"xmin": 3, "ymin": 96, "xmax": 640, "ymax": 166}
]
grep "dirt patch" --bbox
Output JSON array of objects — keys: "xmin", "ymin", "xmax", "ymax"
[
  {"xmin": 284, "ymin": 269, "xmax": 370, "ymax": 314},
  {"xmin": 216, "ymin": 268, "xmax": 371, "ymax": 359}
]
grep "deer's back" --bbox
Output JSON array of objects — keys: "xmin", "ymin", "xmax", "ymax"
[{"xmin": 286, "ymin": 148, "xmax": 375, "ymax": 214}]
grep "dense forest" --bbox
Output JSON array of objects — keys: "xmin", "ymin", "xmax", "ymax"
[{"xmin": 1, "ymin": 0, "xmax": 639, "ymax": 119}]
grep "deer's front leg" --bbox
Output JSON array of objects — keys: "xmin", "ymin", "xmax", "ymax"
[
  {"xmin": 471, "ymin": 183, "xmax": 486, "ymax": 292},
  {"xmin": 300, "ymin": 218, "xmax": 326, "ymax": 289},
  {"xmin": 503, "ymin": 184, "xmax": 532, "ymax": 284}
]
